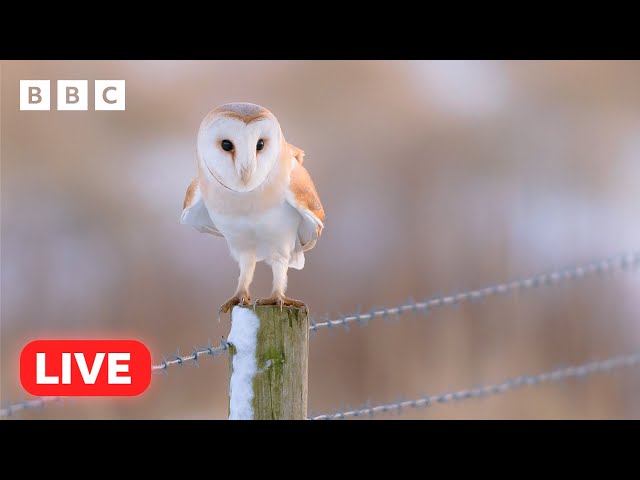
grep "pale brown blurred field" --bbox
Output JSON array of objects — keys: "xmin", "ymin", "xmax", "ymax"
[{"xmin": 1, "ymin": 60, "xmax": 639, "ymax": 419}]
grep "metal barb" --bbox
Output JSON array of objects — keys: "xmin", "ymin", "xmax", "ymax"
[{"xmin": 191, "ymin": 347, "xmax": 200, "ymax": 367}]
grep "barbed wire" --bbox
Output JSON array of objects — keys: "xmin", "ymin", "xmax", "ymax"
[
  {"xmin": 309, "ymin": 251, "xmax": 640, "ymax": 332},
  {"xmin": 0, "ymin": 339, "xmax": 230, "ymax": 418},
  {"xmin": 151, "ymin": 339, "xmax": 229, "ymax": 372},
  {"xmin": 0, "ymin": 397, "xmax": 67, "ymax": 418},
  {"xmin": 3, "ymin": 251, "xmax": 639, "ymax": 418},
  {"xmin": 310, "ymin": 351, "xmax": 640, "ymax": 420}
]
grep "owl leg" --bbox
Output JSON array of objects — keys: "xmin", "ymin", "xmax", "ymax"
[
  {"xmin": 255, "ymin": 258, "xmax": 306, "ymax": 310},
  {"xmin": 219, "ymin": 253, "xmax": 256, "ymax": 315}
]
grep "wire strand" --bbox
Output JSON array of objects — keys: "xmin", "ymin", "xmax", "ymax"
[
  {"xmin": 151, "ymin": 340, "xmax": 229, "ymax": 372},
  {"xmin": 1, "ymin": 340, "xmax": 230, "ymax": 418},
  {"xmin": 309, "ymin": 251, "xmax": 640, "ymax": 332},
  {"xmin": 0, "ymin": 397, "xmax": 65, "ymax": 418},
  {"xmin": 310, "ymin": 352, "xmax": 640, "ymax": 420}
]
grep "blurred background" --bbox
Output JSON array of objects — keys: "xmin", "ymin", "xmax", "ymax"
[{"xmin": 1, "ymin": 60, "xmax": 639, "ymax": 419}]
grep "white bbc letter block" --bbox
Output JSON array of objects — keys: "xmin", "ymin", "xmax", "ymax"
[
  {"xmin": 95, "ymin": 80, "xmax": 125, "ymax": 111},
  {"xmin": 20, "ymin": 80, "xmax": 50, "ymax": 110},
  {"xmin": 57, "ymin": 80, "xmax": 88, "ymax": 110}
]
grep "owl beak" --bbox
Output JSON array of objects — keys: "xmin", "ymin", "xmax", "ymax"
[
  {"xmin": 237, "ymin": 155, "xmax": 256, "ymax": 185},
  {"xmin": 239, "ymin": 167, "xmax": 252, "ymax": 184}
]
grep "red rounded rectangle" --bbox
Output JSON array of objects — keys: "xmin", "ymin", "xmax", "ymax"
[{"xmin": 20, "ymin": 340, "xmax": 151, "ymax": 396}]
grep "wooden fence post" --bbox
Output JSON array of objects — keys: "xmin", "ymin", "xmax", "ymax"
[{"xmin": 228, "ymin": 305, "xmax": 309, "ymax": 420}]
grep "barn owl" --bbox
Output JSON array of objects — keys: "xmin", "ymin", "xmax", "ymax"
[{"xmin": 181, "ymin": 103, "xmax": 325, "ymax": 314}]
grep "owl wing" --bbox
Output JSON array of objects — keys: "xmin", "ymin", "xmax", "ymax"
[
  {"xmin": 180, "ymin": 178, "xmax": 223, "ymax": 236},
  {"xmin": 289, "ymin": 143, "xmax": 305, "ymax": 164},
  {"xmin": 286, "ymin": 157, "xmax": 325, "ymax": 252}
]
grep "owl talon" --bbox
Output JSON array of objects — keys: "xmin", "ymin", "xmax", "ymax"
[
  {"xmin": 255, "ymin": 295, "xmax": 306, "ymax": 310},
  {"xmin": 219, "ymin": 292, "xmax": 251, "ymax": 315}
]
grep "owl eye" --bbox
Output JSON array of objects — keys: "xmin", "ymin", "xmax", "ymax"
[
  {"xmin": 256, "ymin": 139, "xmax": 265, "ymax": 151},
  {"xmin": 221, "ymin": 139, "xmax": 234, "ymax": 151}
]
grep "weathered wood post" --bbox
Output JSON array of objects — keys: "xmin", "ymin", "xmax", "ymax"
[{"xmin": 228, "ymin": 305, "xmax": 309, "ymax": 420}]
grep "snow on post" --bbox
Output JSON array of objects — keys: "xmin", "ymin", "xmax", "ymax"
[
  {"xmin": 228, "ymin": 305, "xmax": 309, "ymax": 420},
  {"xmin": 228, "ymin": 306, "xmax": 260, "ymax": 419}
]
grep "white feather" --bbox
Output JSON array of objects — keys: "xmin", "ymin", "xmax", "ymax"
[{"xmin": 180, "ymin": 182, "xmax": 222, "ymax": 236}]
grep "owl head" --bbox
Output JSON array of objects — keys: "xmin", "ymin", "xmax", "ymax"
[{"xmin": 197, "ymin": 103, "xmax": 283, "ymax": 193}]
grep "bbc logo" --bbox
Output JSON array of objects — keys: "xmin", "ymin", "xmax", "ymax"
[{"xmin": 20, "ymin": 80, "xmax": 126, "ymax": 111}]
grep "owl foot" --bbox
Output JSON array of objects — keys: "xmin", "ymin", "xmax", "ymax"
[
  {"xmin": 218, "ymin": 291, "xmax": 251, "ymax": 317},
  {"xmin": 255, "ymin": 294, "xmax": 306, "ymax": 311}
]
